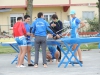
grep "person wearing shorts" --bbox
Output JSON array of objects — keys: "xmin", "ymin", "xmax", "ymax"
[
  {"xmin": 13, "ymin": 17, "xmax": 27, "ymax": 68},
  {"xmin": 70, "ymin": 10, "xmax": 85, "ymax": 64},
  {"xmin": 46, "ymin": 45, "xmax": 60, "ymax": 64},
  {"xmin": 24, "ymin": 15, "xmax": 34, "ymax": 66}
]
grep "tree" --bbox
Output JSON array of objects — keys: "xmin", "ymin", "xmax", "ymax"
[
  {"xmin": 96, "ymin": 0, "xmax": 100, "ymax": 32},
  {"xmin": 26, "ymin": 0, "xmax": 33, "ymax": 24}
]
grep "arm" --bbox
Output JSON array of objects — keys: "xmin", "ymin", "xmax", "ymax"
[
  {"xmin": 26, "ymin": 25, "xmax": 31, "ymax": 36},
  {"xmin": 31, "ymin": 22, "xmax": 36, "ymax": 34},
  {"xmin": 78, "ymin": 21, "xmax": 85, "ymax": 30},
  {"xmin": 22, "ymin": 23, "xmax": 27, "ymax": 35},
  {"xmin": 46, "ymin": 22, "xmax": 56, "ymax": 36},
  {"xmin": 76, "ymin": 18, "xmax": 85, "ymax": 30},
  {"xmin": 50, "ymin": 21, "xmax": 55, "ymax": 27}
]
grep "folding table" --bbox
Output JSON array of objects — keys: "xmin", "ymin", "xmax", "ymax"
[
  {"xmin": 1, "ymin": 37, "xmax": 100, "ymax": 68},
  {"xmin": 1, "ymin": 42, "xmax": 34, "ymax": 64},
  {"xmin": 57, "ymin": 37, "xmax": 100, "ymax": 68}
]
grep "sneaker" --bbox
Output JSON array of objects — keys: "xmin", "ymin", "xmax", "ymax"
[
  {"xmin": 28, "ymin": 64, "xmax": 34, "ymax": 66},
  {"xmin": 16, "ymin": 65, "xmax": 20, "ymax": 68},
  {"xmin": 20, "ymin": 65, "xmax": 26, "ymax": 68},
  {"xmin": 80, "ymin": 61, "xmax": 83, "ymax": 64}
]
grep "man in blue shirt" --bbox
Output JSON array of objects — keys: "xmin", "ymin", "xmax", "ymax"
[
  {"xmin": 70, "ymin": 10, "xmax": 85, "ymax": 64},
  {"xmin": 32, "ymin": 12, "xmax": 56, "ymax": 68},
  {"xmin": 24, "ymin": 15, "xmax": 34, "ymax": 66},
  {"xmin": 46, "ymin": 34, "xmax": 60, "ymax": 64}
]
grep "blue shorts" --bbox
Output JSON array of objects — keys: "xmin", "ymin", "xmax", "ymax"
[
  {"xmin": 27, "ymin": 40, "xmax": 32, "ymax": 46},
  {"xmin": 48, "ymin": 45, "xmax": 57, "ymax": 59},
  {"xmin": 15, "ymin": 36, "xmax": 27, "ymax": 46}
]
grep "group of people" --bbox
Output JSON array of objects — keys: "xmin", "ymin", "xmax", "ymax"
[{"xmin": 13, "ymin": 10, "xmax": 85, "ymax": 68}]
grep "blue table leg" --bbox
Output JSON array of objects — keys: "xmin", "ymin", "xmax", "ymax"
[
  {"xmin": 11, "ymin": 55, "xmax": 18, "ymax": 64},
  {"xmin": 9, "ymin": 44, "xmax": 34, "ymax": 64},
  {"xmin": 58, "ymin": 44, "xmax": 74, "ymax": 68},
  {"xmin": 63, "ymin": 42, "xmax": 82, "ymax": 68}
]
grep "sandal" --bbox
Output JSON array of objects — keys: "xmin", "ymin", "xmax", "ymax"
[
  {"xmin": 34, "ymin": 64, "xmax": 38, "ymax": 68},
  {"xmin": 43, "ymin": 64, "xmax": 47, "ymax": 68}
]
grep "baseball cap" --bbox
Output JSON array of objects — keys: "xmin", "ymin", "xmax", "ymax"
[{"xmin": 70, "ymin": 10, "xmax": 76, "ymax": 14}]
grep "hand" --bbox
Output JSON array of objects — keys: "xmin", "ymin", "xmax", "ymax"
[
  {"xmin": 31, "ymin": 33, "xmax": 34, "ymax": 37},
  {"xmin": 53, "ymin": 34, "xmax": 57, "ymax": 40},
  {"xmin": 26, "ymin": 32, "xmax": 31, "ymax": 36},
  {"xmin": 47, "ymin": 34, "xmax": 53, "ymax": 38},
  {"xmin": 53, "ymin": 24, "xmax": 56, "ymax": 27},
  {"xmin": 51, "ymin": 24, "xmax": 54, "ymax": 27},
  {"xmin": 56, "ymin": 34, "xmax": 61, "ymax": 39}
]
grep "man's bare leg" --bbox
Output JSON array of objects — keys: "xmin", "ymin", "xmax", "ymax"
[
  {"xmin": 17, "ymin": 46, "xmax": 22, "ymax": 66},
  {"xmin": 72, "ymin": 44, "xmax": 78, "ymax": 59},
  {"xmin": 46, "ymin": 52, "xmax": 52, "ymax": 64},
  {"xmin": 72, "ymin": 44, "xmax": 83, "ymax": 64},
  {"xmin": 54, "ymin": 51, "xmax": 60, "ymax": 64},
  {"xmin": 77, "ymin": 48, "xmax": 82, "ymax": 61},
  {"xmin": 27, "ymin": 46, "xmax": 31, "ymax": 64},
  {"xmin": 17, "ymin": 46, "xmax": 27, "ymax": 66}
]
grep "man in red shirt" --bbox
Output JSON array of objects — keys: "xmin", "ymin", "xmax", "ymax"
[{"xmin": 13, "ymin": 17, "xmax": 27, "ymax": 68}]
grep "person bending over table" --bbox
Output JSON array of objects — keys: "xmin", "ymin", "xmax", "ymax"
[
  {"xmin": 23, "ymin": 15, "xmax": 34, "ymax": 66},
  {"xmin": 46, "ymin": 34, "xmax": 60, "ymax": 64},
  {"xmin": 13, "ymin": 17, "xmax": 27, "ymax": 68},
  {"xmin": 70, "ymin": 10, "xmax": 85, "ymax": 64},
  {"xmin": 50, "ymin": 14, "xmax": 63, "ymax": 62},
  {"xmin": 31, "ymin": 12, "xmax": 56, "ymax": 68}
]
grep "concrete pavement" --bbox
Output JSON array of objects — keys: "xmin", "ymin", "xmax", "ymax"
[{"xmin": 0, "ymin": 49, "xmax": 100, "ymax": 75}]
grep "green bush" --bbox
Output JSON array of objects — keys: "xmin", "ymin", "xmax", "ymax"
[{"xmin": 87, "ymin": 17, "xmax": 99, "ymax": 32}]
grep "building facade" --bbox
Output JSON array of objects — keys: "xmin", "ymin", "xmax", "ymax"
[{"xmin": 0, "ymin": 0, "xmax": 98, "ymax": 34}]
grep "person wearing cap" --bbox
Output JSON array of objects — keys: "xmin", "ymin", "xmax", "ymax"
[{"xmin": 70, "ymin": 10, "xmax": 85, "ymax": 64}]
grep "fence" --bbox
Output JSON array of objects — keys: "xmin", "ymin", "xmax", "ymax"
[
  {"xmin": 0, "ymin": 25, "xmax": 11, "ymax": 35},
  {"xmin": 0, "ymin": 22, "xmax": 99, "ymax": 38}
]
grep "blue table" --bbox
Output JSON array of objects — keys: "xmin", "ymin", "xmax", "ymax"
[
  {"xmin": 1, "ymin": 42, "xmax": 34, "ymax": 64},
  {"xmin": 57, "ymin": 37, "xmax": 100, "ymax": 68},
  {"xmin": 1, "ymin": 37, "xmax": 100, "ymax": 68}
]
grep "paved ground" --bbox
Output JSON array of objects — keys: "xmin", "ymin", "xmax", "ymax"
[{"xmin": 0, "ymin": 50, "xmax": 100, "ymax": 75}]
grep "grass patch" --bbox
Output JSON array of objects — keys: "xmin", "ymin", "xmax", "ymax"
[
  {"xmin": 80, "ymin": 43, "xmax": 98, "ymax": 49},
  {"xmin": 0, "ymin": 46, "xmax": 16, "ymax": 54},
  {"xmin": 0, "ymin": 38, "xmax": 99, "ymax": 54},
  {"xmin": 62, "ymin": 43, "xmax": 98, "ymax": 51},
  {"xmin": 0, "ymin": 43, "xmax": 98, "ymax": 54}
]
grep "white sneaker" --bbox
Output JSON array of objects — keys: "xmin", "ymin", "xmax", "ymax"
[
  {"xmin": 16, "ymin": 65, "xmax": 20, "ymax": 68},
  {"xmin": 20, "ymin": 65, "xmax": 26, "ymax": 68}
]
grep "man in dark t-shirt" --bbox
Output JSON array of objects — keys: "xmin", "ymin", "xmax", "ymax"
[{"xmin": 49, "ymin": 14, "xmax": 63, "ymax": 61}]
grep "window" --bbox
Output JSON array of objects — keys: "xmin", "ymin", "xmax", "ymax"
[
  {"xmin": 10, "ymin": 14, "xmax": 24, "ymax": 27},
  {"xmin": 44, "ymin": 13, "xmax": 55, "ymax": 22},
  {"xmin": 82, "ymin": 11, "xmax": 94, "ymax": 20}
]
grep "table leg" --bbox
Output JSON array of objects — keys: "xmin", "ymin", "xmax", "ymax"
[
  {"xmin": 10, "ymin": 44, "xmax": 34, "ymax": 64},
  {"xmin": 58, "ymin": 44, "xmax": 74, "ymax": 68},
  {"xmin": 63, "ymin": 42, "xmax": 82, "ymax": 68}
]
